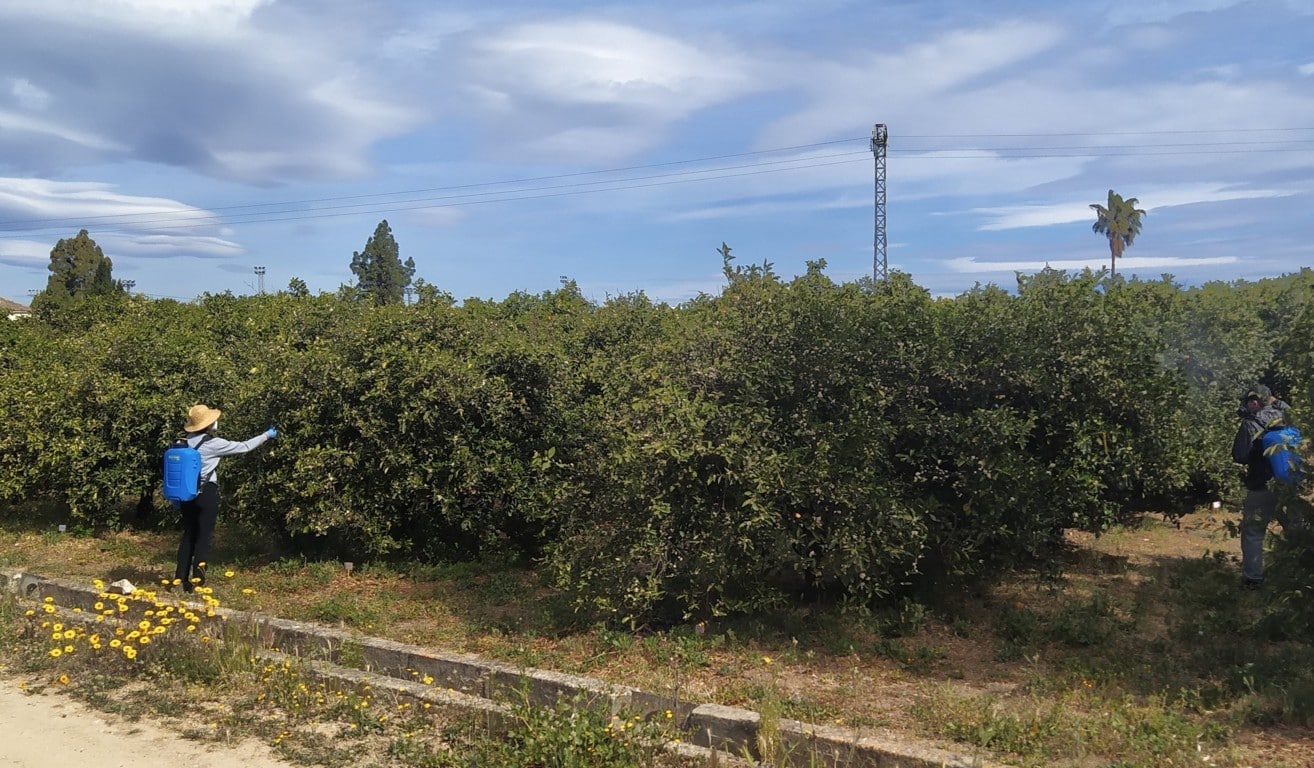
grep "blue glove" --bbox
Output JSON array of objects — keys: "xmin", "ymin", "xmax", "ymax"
[{"xmin": 266, "ymin": 427, "xmax": 278, "ymax": 439}]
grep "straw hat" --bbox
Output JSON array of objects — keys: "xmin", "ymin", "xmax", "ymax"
[{"xmin": 184, "ymin": 404, "xmax": 222, "ymax": 433}]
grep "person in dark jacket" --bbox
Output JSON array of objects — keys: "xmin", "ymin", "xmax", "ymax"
[
  {"xmin": 1231, "ymin": 385, "xmax": 1292, "ymax": 588},
  {"xmin": 174, "ymin": 404, "xmax": 276, "ymax": 593}
]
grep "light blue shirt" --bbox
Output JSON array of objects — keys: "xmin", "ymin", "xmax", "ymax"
[{"xmin": 186, "ymin": 431, "xmax": 270, "ymax": 487}]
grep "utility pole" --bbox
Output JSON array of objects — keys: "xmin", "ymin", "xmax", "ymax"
[
  {"xmin": 254, "ymin": 266, "xmax": 266, "ymax": 295},
  {"xmin": 871, "ymin": 123, "xmax": 888, "ymax": 282},
  {"xmin": 121, "ymin": 280, "xmax": 136, "ymax": 294}
]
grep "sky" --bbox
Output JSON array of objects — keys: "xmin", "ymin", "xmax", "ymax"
[{"xmin": 1, "ymin": 0, "xmax": 1312, "ymax": 306}]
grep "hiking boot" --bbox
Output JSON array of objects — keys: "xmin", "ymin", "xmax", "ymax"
[{"xmin": 1242, "ymin": 577, "xmax": 1264, "ymax": 590}]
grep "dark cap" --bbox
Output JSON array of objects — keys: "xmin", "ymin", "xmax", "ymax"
[{"xmin": 1242, "ymin": 384, "xmax": 1272, "ymax": 403}]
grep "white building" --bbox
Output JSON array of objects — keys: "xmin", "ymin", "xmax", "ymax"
[{"xmin": 1, "ymin": 296, "xmax": 32, "ymax": 320}]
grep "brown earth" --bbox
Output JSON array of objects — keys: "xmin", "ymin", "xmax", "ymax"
[
  {"xmin": 0, "ymin": 673, "xmax": 294, "ymax": 768},
  {"xmin": 3, "ymin": 507, "xmax": 1314, "ymax": 766}
]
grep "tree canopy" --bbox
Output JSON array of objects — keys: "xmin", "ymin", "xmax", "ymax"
[
  {"xmin": 1091, "ymin": 190, "xmax": 1147, "ymax": 277},
  {"xmin": 33, "ymin": 229, "xmax": 124, "ymax": 315},
  {"xmin": 349, "ymin": 219, "xmax": 416, "ymax": 306}
]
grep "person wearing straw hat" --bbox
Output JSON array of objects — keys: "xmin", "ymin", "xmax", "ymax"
[{"xmin": 174, "ymin": 404, "xmax": 277, "ymax": 593}]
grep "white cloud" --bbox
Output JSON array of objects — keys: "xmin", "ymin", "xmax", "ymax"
[
  {"xmin": 402, "ymin": 206, "xmax": 468, "ymax": 228},
  {"xmin": 0, "ymin": 1, "xmax": 427, "ymax": 183},
  {"xmin": 897, "ymin": 151, "xmax": 1088, "ymax": 200},
  {"xmin": 1104, "ymin": 0, "xmax": 1244, "ymax": 26},
  {"xmin": 758, "ymin": 21, "xmax": 1066, "ymax": 147},
  {"xmin": 0, "ymin": 238, "xmax": 53, "ymax": 269},
  {"xmin": 0, "ymin": 177, "xmax": 211, "ymax": 227},
  {"xmin": 587, "ymin": 274, "xmax": 724, "ymax": 305},
  {"xmin": 459, "ymin": 19, "xmax": 768, "ymax": 162},
  {"xmin": 104, "ymin": 232, "xmax": 243, "ymax": 259},
  {"xmin": 671, "ymin": 193, "xmax": 867, "ymax": 222},
  {"xmin": 7, "ymin": 0, "xmax": 271, "ymax": 36},
  {"xmin": 1300, "ymin": 62, "xmax": 1314, "ymax": 76},
  {"xmin": 474, "ymin": 20, "xmax": 757, "ymax": 112},
  {"xmin": 8, "ymin": 78, "xmax": 50, "ymax": 111},
  {"xmin": 974, "ymin": 184, "xmax": 1296, "ymax": 231},
  {"xmin": 947, "ymin": 254, "xmax": 1240, "ymax": 273},
  {"xmin": 0, "ymin": 110, "xmax": 125, "ymax": 153},
  {"xmin": 0, "ymin": 178, "xmax": 243, "ymax": 264},
  {"xmin": 974, "ymin": 202, "xmax": 1097, "ymax": 231}
]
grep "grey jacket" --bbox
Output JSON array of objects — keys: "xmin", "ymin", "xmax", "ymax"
[{"xmin": 186, "ymin": 431, "xmax": 271, "ymax": 487}]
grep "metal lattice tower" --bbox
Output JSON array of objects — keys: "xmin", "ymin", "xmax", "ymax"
[
  {"xmin": 254, "ymin": 266, "xmax": 266, "ymax": 295},
  {"xmin": 871, "ymin": 123, "xmax": 888, "ymax": 282}
]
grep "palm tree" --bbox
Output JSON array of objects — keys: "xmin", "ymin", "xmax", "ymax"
[{"xmin": 1090, "ymin": 189, "xmax": 1146, "ymax": 277}]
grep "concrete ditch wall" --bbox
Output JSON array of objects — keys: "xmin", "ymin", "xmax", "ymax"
[{"xmin": 2, "ymin": 568, "xmax": 1001, "ymax": 768}]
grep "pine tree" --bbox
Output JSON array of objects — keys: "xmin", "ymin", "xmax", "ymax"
[
  {"xmin": 35, "ymin": 229, "xmax": 123, "ymax": 312},
  {"xmin": 349, "ymin": 220, "xmax": 415, "ymax": 306}
]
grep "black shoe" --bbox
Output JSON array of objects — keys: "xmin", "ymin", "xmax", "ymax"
[{"xmin": 1242, "ymin": 578, "xmax": 1264, "ymax": 590}]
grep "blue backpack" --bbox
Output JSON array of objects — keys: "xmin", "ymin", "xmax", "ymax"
[
  {"xmin": 1260, "ymin": 425, "xmax": 1304, "ymax": 485},
  {"xmin": 162, "ymin": 436, "xmax": 207, "ymax": 504}
]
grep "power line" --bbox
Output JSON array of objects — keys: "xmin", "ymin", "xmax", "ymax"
[
  {"xmin": 900, "ymin": 127, "xmax": 1314, "ymax": 138},
  {"xmin": 0, "ymin": 138, "xmax": 872, "ymax": 230},
  {"xmin": 892, "ymin": 146, "xmax": 1314, "ymax": 158},
  {"xmin": 2, "ymin": 157, "xmax": 874, "ymax": 239},
  {"xmin": 1, "ymin": 128, "xmax": 1312, "ymax": 239},
  {"xmin": 0, "ymin": 151, "xmax": 872, "ymax": 237}
]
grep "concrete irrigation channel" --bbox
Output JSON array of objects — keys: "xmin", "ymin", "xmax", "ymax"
[{"xmin": 3, "ymin": 569, "xmax": 1000, "ymax": 768}]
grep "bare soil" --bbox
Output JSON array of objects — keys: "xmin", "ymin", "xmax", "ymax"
[
  {"xmin": 4, "ymin": 507, "xmax": 1314, "ymax": 766},
  {"xmin": 0, "ymin": 674, "xmax": 293, "ymax": 768}
]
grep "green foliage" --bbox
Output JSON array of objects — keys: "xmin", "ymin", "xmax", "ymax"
[
  {"xmin": 472, "ymin": 693, "xmax": 672, "ymax": 768},
  {"xmin": 349, "ymin": 219, "xmax": 416, "ymax": 306},
  {"xmin": 1090, "ymin": 189, "xmax": 1147, "ymax": 276},
  {"xmin": 32, "ymin": 229, "xmax": 125, "ymax": 320},
  {"xmin": 3, "ymin": 262, "xmax": 1313, "ymax": 629}
]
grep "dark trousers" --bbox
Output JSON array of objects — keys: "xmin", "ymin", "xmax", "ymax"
[{"xmin": 175, "ymin": 482, "xmax": 219, "ymax": 591}]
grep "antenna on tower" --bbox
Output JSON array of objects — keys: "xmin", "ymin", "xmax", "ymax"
[{"xmin": 871, "ymin": 123, "xmax": 888, "ymax": 282}]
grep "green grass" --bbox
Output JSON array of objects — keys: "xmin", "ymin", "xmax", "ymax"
[
  {"xmin": 0, "ymin": 590, "xmax": 697, "ymax": 768},
  {"xmin": 4, "ymin": 508, "xmax": 1314, "ymax": 766}
]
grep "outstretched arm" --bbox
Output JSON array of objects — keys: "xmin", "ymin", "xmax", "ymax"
[{"xmin": 202, "ymin": 432, "xmax": 271, "ymax": 457}]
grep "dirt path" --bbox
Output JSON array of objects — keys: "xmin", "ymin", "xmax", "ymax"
[{"xmin": 0, "ymin": 678, "xmax": 294, "ymax": 768}]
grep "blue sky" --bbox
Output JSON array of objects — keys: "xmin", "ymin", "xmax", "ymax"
[{"xmin": 1, "ymin": 0, "xmax": 1312, "ymax": 306}]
